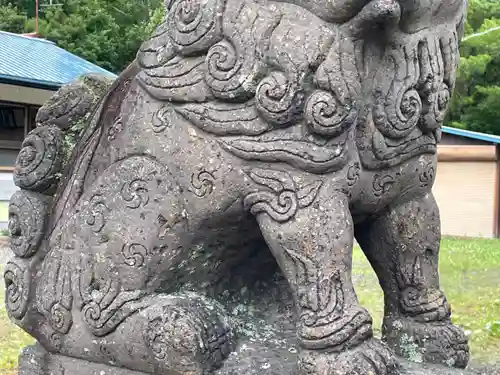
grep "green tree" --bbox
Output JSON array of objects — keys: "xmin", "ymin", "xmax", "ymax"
[
  {"xmin": 446, "ymin": 0, "xmax": 500, "ymax": 135},
  {"xmin": 27, "ymin": 0, "xmax": 163, "ymax": 73},
  {"xmin": 0, "ymin": 0, "xmax": 35, "ymax": 16},
  {"xmin": 0, "ymin": 3, "xmax": 27, "ymax": 33},
  {"xmin": 0, "ymin": 0, "xmax": 164, "ymax": 73}
]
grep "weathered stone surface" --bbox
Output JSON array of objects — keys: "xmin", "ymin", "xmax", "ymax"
[{"xmin": 4, "ymin": 0, "xmax": 475, "ymax": 374}]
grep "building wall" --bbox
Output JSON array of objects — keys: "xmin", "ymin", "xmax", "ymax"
[
  {"xmin": 434, "ymin": 161, "xmax": 497, "ymax": 238},
  {"xmin": 0, "ymin": 82, "xmax": 54, "ymax": 106},
  {"xmin": 440, "ymin": 132, "xmax": 492, "ymax": 146},
  {"xmin": 0, "ymin": 171, "xmax": 17, "ymax": 230},
  {"xmin": 0, "ymin": 149, "xmax": 19, "ymax": 167}
]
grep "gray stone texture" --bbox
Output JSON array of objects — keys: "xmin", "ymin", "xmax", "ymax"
[{"xmin": 4, "ymin": 0, "xmax": 475, "ymax": 374}]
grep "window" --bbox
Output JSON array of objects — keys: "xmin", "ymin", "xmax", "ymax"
[
  {"xmin": 0, "ymin": 102, "xmax": 40, "ymax": 149},
  {"xmin": 0, "ymin": 104, "xmax": 25, "ymax": 147}
]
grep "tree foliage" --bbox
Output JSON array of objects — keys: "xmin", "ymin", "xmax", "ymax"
[
  {"xmin": 0, "ymin": 3, "xmax": 26, "ymax": 33},
  {"xmin": 446, "ymin": 0, "xmax": 500, "ymax": 135},
  {"xmin": 0, "ymin": 0, "xmax": 163, "ymax": 73}
]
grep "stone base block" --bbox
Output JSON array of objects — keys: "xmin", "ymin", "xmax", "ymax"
[
  {"xmin": 18, "ymin": 342, "xmax": 494, "ymax": 375},
  {"xmin": 18, "ymin": 345, "xmax": 146, "ymax": 375}
]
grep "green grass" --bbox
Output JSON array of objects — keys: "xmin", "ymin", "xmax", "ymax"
[
  {"xmin": 0, "ymin": 236, "xmax": 499, "ymax": 374},
  {"xmin": 353, "ymin": 236, "xmax": 500, "ymax": 365}
]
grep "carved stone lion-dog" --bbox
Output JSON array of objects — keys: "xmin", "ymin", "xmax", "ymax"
[{"xmin": 5, "ymin": 0, "xmax": 469, "ymax": 374}]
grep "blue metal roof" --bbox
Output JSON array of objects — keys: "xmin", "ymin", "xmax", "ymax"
[
  {"xmin": 0, "ymin": 30, "xmax": 116, "ymax": 89},
  {"xmin": 442, "ymin": 126, "xmax": 500, "ymax": 144}
]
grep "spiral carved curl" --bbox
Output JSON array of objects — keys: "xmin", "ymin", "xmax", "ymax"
[
  {"xmin": 8, "ymin": 190, "xmax": 48, "ymax": 258},
  {"xmin": 206, "ymin": 38, "xmax": 257, "ymax": 100},
  {"xmin": 373, "ymin": 86, "xmax": 422, "ymax": 139},
  {"xmin": 3, "ymin": 260, "xmax": 31, "ymax": 320},
  {"xmin": 49, "ymin": 302, "xmax": 73, "ymax": 334},
  {"xmin": 167, "ymin": 0, "xmax": 225, "ymax": 55},
  {"xmin": 13, "ymin": 125, "xmax": 63, "ymax": 194},
  {"xmin": 305, "ymin": 90, "xmax": 357, "ymax": 137},
  {"xmin": 256, "ymin": 71, "xmax": 304, "ymax": 126}
]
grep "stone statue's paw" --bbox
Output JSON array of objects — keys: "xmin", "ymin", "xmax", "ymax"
[
  {"xmin": 384, "ymin": 318, "xmax": 469, "ymax": 368},
  {"xmin": 142, "ymin": 294, "xmax": 234, "ymax": 373},
  {"xmin": 298, "ymin": 338, "xmax": 399, "ymax": 375}
]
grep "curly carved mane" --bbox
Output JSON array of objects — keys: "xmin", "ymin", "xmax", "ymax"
[{"xmin": 136, "ymin": 0, "xmax": 465, "ymax": 173}]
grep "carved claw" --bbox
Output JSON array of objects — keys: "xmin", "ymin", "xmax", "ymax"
[
  {"xmin": 143, "ymin": 294, "xmax": 234, "ymax": 372},
  {"xmin": 298, "ymin": 338, "xmax": 399, "ymax": 375},
  {"xmin": 383, "ymin": 318, "xmax": 469, "ymax": 368}
]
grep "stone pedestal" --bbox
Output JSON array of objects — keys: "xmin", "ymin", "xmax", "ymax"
[{"xmin": 19, "ymin": 343, "xmax": 488, "ymax": 375}]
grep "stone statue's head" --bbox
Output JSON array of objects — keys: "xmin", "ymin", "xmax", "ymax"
[
  {"xmin": 268, "ymin": 0, "xmax": 466, "ymax": 35},
  {"xmin": 135, "ymin": 0, "xmax": 466, "ymax": 172}
]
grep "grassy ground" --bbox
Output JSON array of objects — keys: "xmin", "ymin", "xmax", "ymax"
[{"xmin": 0, "ymin": 236, "xmax": 499, "ymax": 374}]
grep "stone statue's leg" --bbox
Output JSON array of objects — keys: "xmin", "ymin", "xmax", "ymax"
[
  {"xmin": 255, "ymin": 189, "xmax": 398, "ymax": 375},
  {"xmin": 355, "ymin": 192, "xmax": 469, "ymax": 368}
]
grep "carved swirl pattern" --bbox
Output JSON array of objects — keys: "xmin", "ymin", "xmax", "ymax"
[
  {"xmin": 3, "ymin": 260, "xmax": 31, "ymax": 320},
  {"xmin": 83, "ymin": 194, "xmax": 109, "ymax": 233},
  {"xmin": 347, "ymin": 163, "xmax": 361, "ymax": 187},
  {"xmin": 79, "ymin": 275, "xmax": 146, "ymax": 337},
  {"xmin": 13, "ymin": 125, "xmax": 63, "ymax": 194},
  {"xmin": 189, "ymin": 170, "xmax": 215, "ymax": 197},
  {"xmin": 244, "ymin": 168, "xmax": 322, "ymax": 222},
  {"xmin": 121, "ymin": 243, "xmax": 148, "ymax": 267},
  {"xmin": 373, "ymin": 172, "xmax": 400, "ymax": 198},
  {"xmin": 206, "ymin": 39, "xmax": 253, "ymax": 100},
  {"xmin": 363, "ymin": 31, "xmax": 461, "ymax": 169},
  {"xmin": 8, "ymin": 190, "xmax": 48, "ymax": 258},
  {"xmin": 433, "ymin": 84, "xmax": 451, "ymax": 124},
  {"xmin": 121, "ymin": 179, "xmax": 149, "ymax": 209},
  {"xmin": 247, "ymin": 190, "xmax": 298, "ymax": 222},
  {"xmin": 49, "ymin": 302, "xmax": 73, "ymax": 334},
  {"xmin": 370, "ymin": 45, "xmax": 423, "ymax": 141},
  {"xmin": 204, "ymin": 2, "xmax": 281, "ymax": 100},
  {"xmin": 305, "ymin": 90, "xmax": 356, "ymax": 138},
  {"xmin": 35, "ymin": 246, "xmax": 75, "ymax": 336},
  {"xmin": 255, "ymin": 71, "xmax": 304, "ymax": 126},
  {"xmin": 152, "ymin": 106, "xmax": 172, "ymax": 133},
  {"xmin": 419, "ymin": 163, "xmax": 435, "ymax": 188},
  {"xmin": 167, "ymin": 0, "xmax": 225, "ymax": 55},
  {"xmin": 373, "ymin": 77, "xmax": 422, "ymax": 140}
]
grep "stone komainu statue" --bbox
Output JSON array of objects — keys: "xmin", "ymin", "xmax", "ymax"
[{"xmin": 5, "ymin": 0, "xmax": 469, "ymax": 374}]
